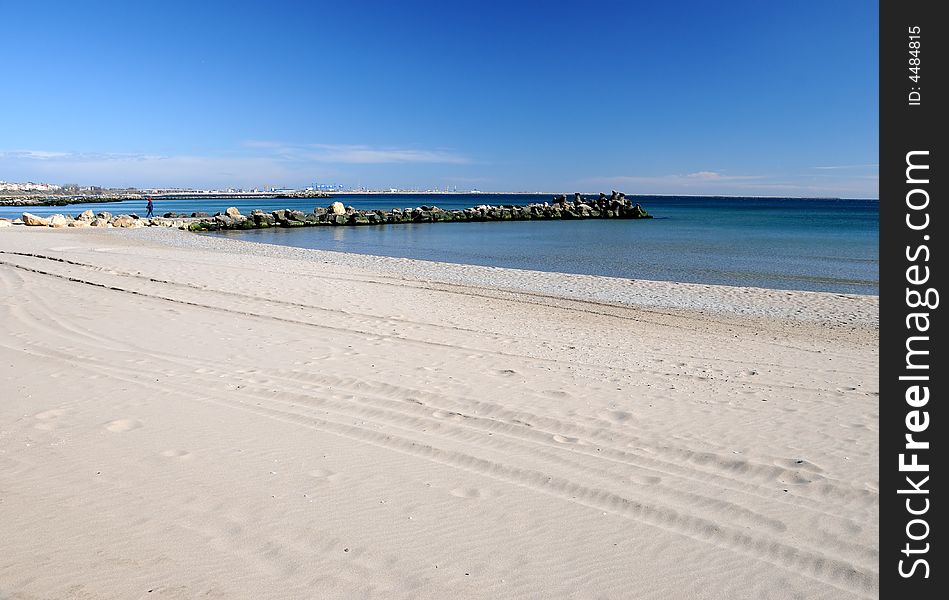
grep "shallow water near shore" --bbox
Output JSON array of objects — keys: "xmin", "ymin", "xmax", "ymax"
[
  {"xmin": 214, "ymin": 195, "xmax": 878, "ymax": 295},
  {"xmin": 3, "ymin": 195, "xmax": 878, "ymax": 294}
]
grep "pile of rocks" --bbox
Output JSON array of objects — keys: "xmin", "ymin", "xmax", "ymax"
[
  {"xmin": 12, "ymin": 209, "xmax": 190, "ymax": 229},
  {"xmin": 187, "ymin": 193, "xmax": 651, "ymax": 232}
]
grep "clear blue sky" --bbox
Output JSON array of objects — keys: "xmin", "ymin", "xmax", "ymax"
[{"xmin": 1, "ymin": 0, "xmax": 878, "ymax": 197}]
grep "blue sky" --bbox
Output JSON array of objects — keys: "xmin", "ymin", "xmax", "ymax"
[{"xmin": 1, "ymin": 1, "xmax": 878, "ymax": 197}]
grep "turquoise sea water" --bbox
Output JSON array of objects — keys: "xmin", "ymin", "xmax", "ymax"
[{"xmin": 1, "ymin": 195, "xmax": 879, "ymax": 295}]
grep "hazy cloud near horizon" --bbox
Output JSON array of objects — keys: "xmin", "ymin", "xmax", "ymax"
[
  {"xmin": 581, "ymin": 167, "xmax": 879, "ymax": 198},
  {"xmin": 0, "ymin": 144, "xmax": 470, "ymax": 190},
  {"xmin": 1, "ymin": 147, "xmax": 879, "ymax": 198},
  {"xmin": 241, "ymin": 142, "xmax": 471, "ymax": 165}
]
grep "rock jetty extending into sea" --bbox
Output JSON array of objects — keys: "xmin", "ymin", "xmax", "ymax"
[
  {"xmin": 187, "ymin": 192, "xmax": 651, "ymax": 232},
  {"xmin": 0, "ymin": 192, "xmax": 650, "ymax": 232},
  {"xmin": 4, "ymin": 209, "xmax": 192, "ymax": 230}
]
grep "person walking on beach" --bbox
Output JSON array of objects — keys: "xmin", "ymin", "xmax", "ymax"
[{"xmin": 145, "ymin": 197, "xmax": 154, "ymax": 218}]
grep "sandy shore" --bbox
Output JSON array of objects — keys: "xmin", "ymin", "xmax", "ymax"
[{"xmin": 0, "ymin": 227, "xmax": 878, "ymax": 599}]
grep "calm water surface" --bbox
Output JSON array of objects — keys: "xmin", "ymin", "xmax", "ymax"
[{"xmin": 2, "ymin": 195, "xmax": 878, "ymax": 294}]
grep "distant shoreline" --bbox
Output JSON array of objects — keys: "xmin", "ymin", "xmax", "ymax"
[
  {"xmin": 0, "ymin": 191, "xmax": 877, "ymax": 207},
  {"xmin": 0, "ymin": 192, "xmax": 333, "ymax": 207},
  {"xmin": 0, "ymin": 196, "xmax": 129, "ymax": 207}
]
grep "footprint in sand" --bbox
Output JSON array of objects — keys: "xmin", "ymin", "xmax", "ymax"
[
  {"xmin": 309, "ymin": 469, "xmax": 344, "ymax": 483},
  {"xmin": 552, "ymin": 434, "xmax": 580, "ymax": 444},
  {"xmin": 607, "ymin": 410, "xmax": 634, "ymax": 424},
  {"xmin": 34, "ymin": 409, "xmax": 65, "ymax": 430},
  {"xmin": 630, "ymin": 474, "xmax": 662, "ymax": 485},
  {"xmin": 449, "ymin": 487, "xmax": 495, "ymax": 499},
  {"xmin": 35, "ymin": 409, "xmax": 65, "ymax": 420},
  {"xmin": 775, "ymin": 458, "xmax": 825, "ymax": 485},
  {"xmin": 160, "ymin": 449, "xmax": 192, "ymax": 459},
  {"xmin": 105, "ymin": 419, "xmax": 143, "ymax": 433},
  {"xmin": 776, "ymin": 457, "xmax": 824, "ymax": 473},
  {"xmin": 839, "ymin": 422, "xmax": 868, "ymax": 430}
]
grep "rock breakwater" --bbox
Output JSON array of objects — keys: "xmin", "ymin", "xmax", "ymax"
[
  {"xmin": 187, "ymin": 191, "xmax": 651, "ymax": 232},
  {"xmin": 2, "ymin": 192, "xmax": 651, "ymax": 232}
]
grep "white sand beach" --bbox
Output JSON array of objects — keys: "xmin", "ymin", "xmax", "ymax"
[{"xmin": 0, "ymin": 227, "xmax": 878, "ymax": 599}]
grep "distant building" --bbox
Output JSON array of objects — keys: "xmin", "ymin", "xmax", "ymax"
[{"xmin": 0, "ymin": 180, "xmax": 63, "ymax": 192}]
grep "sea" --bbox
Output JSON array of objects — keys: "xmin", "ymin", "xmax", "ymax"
[{"xmin": 1, "ymin": 194, "xmax": 879, "ymax": 295}]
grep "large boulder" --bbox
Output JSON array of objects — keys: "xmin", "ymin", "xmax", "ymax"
[
  {"xmin": 329, "ymin": 201, "xmax": 346, "ymax": 215},
  {"xmin": 224, "ymin": 206, "xmax": 242, "ymax": 218},
  {"xmin": 91, "ymin": 217, "xmax": 110, "ymax": 227},
  {"xmin": 0, "ymin": 218, "xmax": 12, "ymax": 228},
  {"xmin": 253, "ymin": 212, "xmax": 276, "ymax": 226},
  {"xmin": 48, "ymin": 214, "xmax": 69, "ymax": 228},
  {"xmin": 111, "ymin": 215, "xmax": 142, "ymax": 228},
  {"xmin": 214, "ymin": 214, "xmax": 246, "ymax": 227},
  {"xmin": 188, "ymin": 221, "xmax": 213, "ymax": 232},
  {"xmin": 96, "ymin": 211, "xmax": 113, "ymax": 220},
  {"xmin": 22, "ymin": 212, "xmax": 50, "ymax": 226},
  {"xmin": 68, "ymin": 219, "xmax": 90, "ymax": 228},
  {"xmin": 77, "ymin": 209, "xmax": 95, "ymax": 221}
]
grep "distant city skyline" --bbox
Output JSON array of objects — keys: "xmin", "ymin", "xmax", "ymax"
[{"xmin": 1, "ymin": 1, "xmax": 878, "ymax": 198}]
